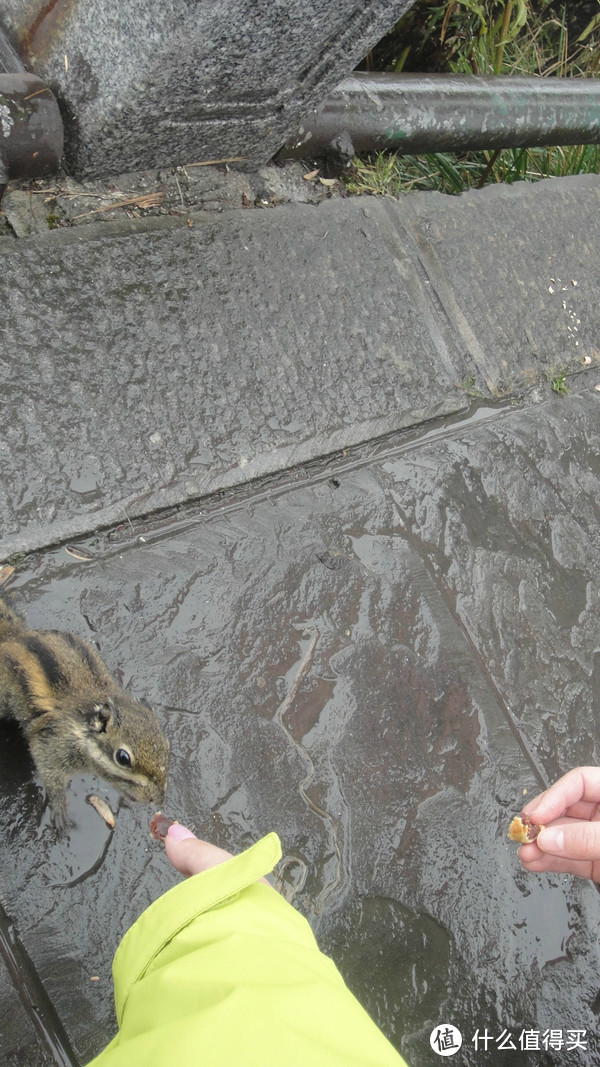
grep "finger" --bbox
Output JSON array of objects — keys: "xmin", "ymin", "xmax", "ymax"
[
  {"xmin": 523, "ymin": 767, "xmax": 600, "ymax": 824},
  {"xmin": 164, "ymin": 825, "xmax": 234, "ymax": 877},
  {"xmin": 536, "ymin": 818, "xmax": 600, "ymax": 861},
  {"xmin": 519, "ymin": 850, "xmax": 594, "ymax": 879},
  {"xmin": 516, "ymin": 839, "xmax": 545, "ymax": 863},
  {"xmin": 555, "ymin": 800, "xmax": 600, "ymax": 822},
  {"xmin": 517, "ymin": 815, "xmax": 596, "ymax": 860}
]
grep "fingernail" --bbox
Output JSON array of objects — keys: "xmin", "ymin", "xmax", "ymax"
[
  {"xmin": 167, "ymin": 823, "xmax": 197, "ymax": 841},
  {"xmin": 537, "ymin": 827, "xmax": 564, "ymax": 853}
]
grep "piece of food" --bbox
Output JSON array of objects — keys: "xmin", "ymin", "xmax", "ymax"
[
  {"xmin": 87, "ymin": 794, "xmax": 116, "ymax": 829},
  {"xmin": 507, "ymin": 814, "xmax": 543, "ymax": 844},
  {"xmin": 150, "ymin": 812, "xmax": 178, "ymax": 841}
]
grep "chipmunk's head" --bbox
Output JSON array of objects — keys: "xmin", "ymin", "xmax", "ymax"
[
  {"xmin": 17, "ymin": 629, "xmax": 170, "ymax": 804},
  {"xmin": 73, "ymin": 692, "xmax": 170, "ymax": 804}
]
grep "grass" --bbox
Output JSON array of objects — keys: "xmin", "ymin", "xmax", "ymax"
[
  {"xmin": 347, "ymin": 0, "xmax": 600, "ymax": 196},
  {"xmin": 346, "ymin": 143, "xmax": 600, "ymax": 196},
  {"xmin": 460, "ymin": 374, "xmax": 486, "ymax": 398},
  {"xmin": 550, "ymin": 371, "xmax": 570, "ymax": 394},
  {"xmin": 360, "ymin": 0, "xmax": 600, "ymax": 78}
]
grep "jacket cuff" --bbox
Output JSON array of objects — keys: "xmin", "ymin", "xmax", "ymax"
[{"xmin": 113, "ymin": 831, "xmax": 282, "ymax": 1023}]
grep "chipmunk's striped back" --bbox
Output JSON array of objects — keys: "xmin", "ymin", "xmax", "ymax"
[
  {"xmin": 0, "ymin": 594, "xmax": 169, "ymax": 829},
  {"xmin": 1, "ymin": 625, "xmax": 114, "ymax": 722}
]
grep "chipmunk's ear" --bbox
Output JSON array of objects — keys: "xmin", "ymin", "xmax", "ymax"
[{"xmin": 89, "ymin": 700, "xmax": 114, "ymax": 732}]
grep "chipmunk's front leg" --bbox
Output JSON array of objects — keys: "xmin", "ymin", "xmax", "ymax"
[{"xmin": 26, "ymin": 715, "xmax": 76, "ymax": 830}]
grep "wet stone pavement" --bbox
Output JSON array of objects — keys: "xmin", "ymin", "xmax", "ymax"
[
  {"xmin": 2, "ymin": 382, "xmax": 600, "ymax": 1065},
  {"xmin": 2, "ymin": 177, "xmax": 600, "ymax": 558}
]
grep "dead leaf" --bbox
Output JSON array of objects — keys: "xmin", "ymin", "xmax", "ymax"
[
  {"xmin": 319, "ymin": 177, "xmax": 336, "ymax": 187},
  {"xmin": 87, "ymin": 795, "xmax": 116, "ymax": 828},
  {"xmin": 303, "ymin": 169, "xmax": 319, "ymax": 181},
  {"xmin": 65, "ymin": 545, "xmax": 95, "ymax": 561}
]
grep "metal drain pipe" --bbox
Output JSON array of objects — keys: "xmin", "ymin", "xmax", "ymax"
[
  {"xmin": 277, "ymin": 72, "xmax": 600, "ymax": 161},
  {"xmin": 0, "ymin": 29, "xmax": 63, "ymax": 184}
]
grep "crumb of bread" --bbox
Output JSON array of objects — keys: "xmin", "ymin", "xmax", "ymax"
[{"xmin": 507, "ymin": 815, "xmax": 543, "ymax": 843}]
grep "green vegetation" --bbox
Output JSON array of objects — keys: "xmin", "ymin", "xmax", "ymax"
[
  {"xmin": 551, "ymin": 371, "xmax": 570, "ymax": 394},
  {"xmin": 460, "ymin": 374, "xmax": 486, "ymax": 398},
  {"xmin": 360, "ymin": 0, "xmax": 600, "ymax": 79},
  {"xmin": 348, "ymin": 0, "xmax": 600, "ymax": 195},
  {"xmin": 347, "ymin": 143, "xmax": 600, "ymax": 196}
]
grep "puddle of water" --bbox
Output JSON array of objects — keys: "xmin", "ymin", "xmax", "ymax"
[{"xmin": 320, "ymin": 896, "xmax": 455, "ymax": 1053}]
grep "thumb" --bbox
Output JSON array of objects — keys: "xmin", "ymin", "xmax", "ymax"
[{"xmin": 537, "ymin": 819, "xmax": 600, "ymax": 861}]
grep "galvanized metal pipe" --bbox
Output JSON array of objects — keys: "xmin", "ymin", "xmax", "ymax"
[{"xmin": 277, "ymin": 72, "xmax": 600, "ymax": 160}]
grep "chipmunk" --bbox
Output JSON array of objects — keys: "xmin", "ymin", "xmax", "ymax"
[{"xmin": 0, "ymin": 594, "xmax": 169, "ymax": 830}]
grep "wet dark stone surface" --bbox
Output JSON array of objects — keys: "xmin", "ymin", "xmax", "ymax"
[
  {"xmin": 383, "ymin": 383, "xmax": 600, "ymax": 783},
  {"xmin": 0, "ymin": 956, "xmax": 53, "ymax": 1066},
  {"xmin": 2, "ymin": 385, "xmax": 600, "ymax": 1064},
  {"xmin": 2, "ymin": 178, "xmax": 599, "ymax": 559},
  {"xmin": 405, "ymin": 176, "xmax": 600, "ymax": 395},
  {"xmin": 0, "ymin": 198, "xmax": 466, "ymax": 558}
]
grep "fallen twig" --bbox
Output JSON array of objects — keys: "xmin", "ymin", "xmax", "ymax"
[
  {"xmin": 71, "ymin": 192, "xmax": 165, "ymax": 219},
  {"xmin": 186, "ymin": 156, "xmax": 250, "ymax": 167}
]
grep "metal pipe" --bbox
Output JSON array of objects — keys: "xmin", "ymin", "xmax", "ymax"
[
  {"xmin": 277, "ymin": 72, "xmax": 600, "ymax": 161},
  {"xmin": 0, "ymin": 28, "xmax": 63, "ymax": 185},
  {"xmin": 0, "ymin": 24, "xmax": 25, "ymax": 75},
  {"xmin": 0, "ymin": 72, "xmax": 64, "ymax": 184}
]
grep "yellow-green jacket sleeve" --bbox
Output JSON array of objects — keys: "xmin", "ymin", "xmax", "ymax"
[{"xmin": 86, "ymin": 832, "xmax": 408, "ymax": 1067}]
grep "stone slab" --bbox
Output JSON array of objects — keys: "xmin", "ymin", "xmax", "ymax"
[
  {"xmin": 0, "ymin": 196, "xmax": 467, "ymax": 560},
  {"xmin": 382, "ymin": 379, "xmax": 600, "ymax": 786},
  {"xmin": 0, "ymin": 0, "xmax": 415, "ymax": 178},
  {"xmin": 403, "ymin": 174, "xmax": 600, "ymax": 395},
  {"xmin": 2, "ymin": 177, "xmax": 600, "ymax": 562},
  {"xmin": 2, "ymin": 384, "xmax": 600, "ymax": 1064}
]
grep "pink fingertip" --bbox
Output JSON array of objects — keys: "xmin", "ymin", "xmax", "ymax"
[{"xmin": 167, "ymin": 823, "xmax": 197, "ymax": 841}]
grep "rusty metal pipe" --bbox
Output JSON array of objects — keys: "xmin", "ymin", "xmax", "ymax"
[{"xmin": 277, "ymin": 73, "xmax": 600, "ymax": 160}]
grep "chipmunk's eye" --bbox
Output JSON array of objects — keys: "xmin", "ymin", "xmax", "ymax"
[{"xmin": 114, "ymin": 747, "xmax": 132, "ymax": 768}]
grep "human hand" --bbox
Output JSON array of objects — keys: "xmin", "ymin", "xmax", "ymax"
[
  {"xmin": 164, "ymin": 823, "xmax": 236, "ymax": 877},
  {"xmin": 158, "ymin": 821, "xmax": 272, "ymax": 886},
  {"xmin": 518, "ymin": 767, "xmax": 600, "ymax": 881}
]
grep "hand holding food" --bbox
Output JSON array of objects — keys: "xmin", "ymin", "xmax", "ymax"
[
  {"xmin": 514, "ymin": 767, "xmax": 600, "ymax": 883},
  {"xmin": 149, "ymin": 813, "xmax": 274, "ymax": 884},
  {"xmin": 507, "ymin": 814, "xmax": 543, "ymax": 844},
  {"xmin": 150, "ymin": 812, "xmax": 178, "ymax": 840}
]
